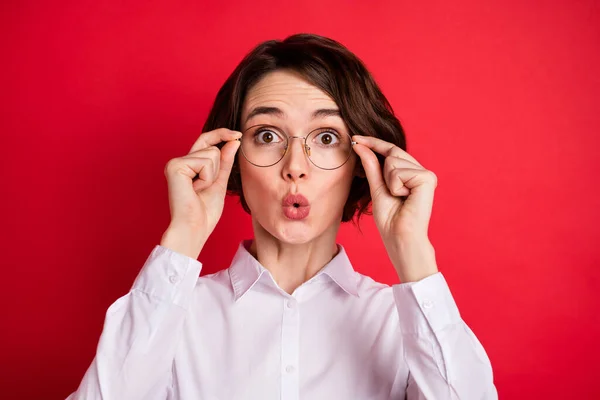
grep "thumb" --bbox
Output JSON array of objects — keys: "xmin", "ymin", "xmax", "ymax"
[
  {"xmin": 215, "ymin": 139, "xmax": 241, "ymax": 188},
  {"xmin": 353, "ymin": 143, "xmax": 387, "ymax": 199}
]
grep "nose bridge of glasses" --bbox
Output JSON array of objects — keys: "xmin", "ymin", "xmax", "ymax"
[{"xmin": 285, "ymin": 135, "xmax": 310, "ymax": 156}]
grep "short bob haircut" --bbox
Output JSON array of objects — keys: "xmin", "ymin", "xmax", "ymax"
[{"xmin": 203, "ymin": 33, "xmax": 407, "ymax": 223}]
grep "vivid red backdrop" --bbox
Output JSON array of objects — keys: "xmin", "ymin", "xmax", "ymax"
[{"xmin": 1, "ymin": 1, "xmax": 599, "ymax": 399}]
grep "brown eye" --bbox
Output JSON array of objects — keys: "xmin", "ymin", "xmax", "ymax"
[
  {"xmin": 261, "ymin": 131, "xmax": 273, "ymax": 143},
  {"xmin": 255, "ymin": 129, "xmax": 282, "ymax": 145},
  {"xmin": 313, "ymin": 131, "xmax": 339, "ymax": 146}
]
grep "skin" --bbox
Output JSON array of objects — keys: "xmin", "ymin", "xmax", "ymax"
[{"xmin": 238, "ymin": 69, "xmax": 439, "ymax": 294}]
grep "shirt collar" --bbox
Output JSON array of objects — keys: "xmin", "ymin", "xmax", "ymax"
[{"xmin": 228, "ymin": 239, "xmax": 359, "ymax": 302}]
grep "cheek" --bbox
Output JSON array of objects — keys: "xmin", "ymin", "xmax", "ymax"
[
  {"xmin": 239, "ymin": 161, "xmax": 276, "ymax": 208},
  {"xmin": 339, "ymin": 160, "xmax": 358, "ymax": 191},
  {"xmin": 319, "ymin": 169, "xmax": 355, "ymax": 207}
]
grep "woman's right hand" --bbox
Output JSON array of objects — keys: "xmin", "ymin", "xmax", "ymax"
[{"xmin": 160, "ymin": 128, "xmax": 242, "ymax": 257}]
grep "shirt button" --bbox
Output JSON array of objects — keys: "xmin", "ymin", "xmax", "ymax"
[
  {"xmin": 286, "ymin": 300, "xmax": 296, "ymax": 309},
  {"xmin": 285, "ymin": 365, "xmax": 295, "ymax": 373},
  {"xmin": 423, "ymin": 299, "xmax": 434, "ymax": 309},
  {"xmin": 169, "ymin": 274, "xmax": 179, "ymax": 284}
]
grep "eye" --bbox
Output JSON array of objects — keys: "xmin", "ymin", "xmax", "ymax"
[
  {"xmin": 314, "ymin": 130, "xmax": 340, "ymax": 146},
  {"xmin": 255, "ymin": 128, "xmax": 283, "ymax": 145}
]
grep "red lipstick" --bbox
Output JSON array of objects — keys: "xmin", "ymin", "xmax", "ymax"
[{"xmin": 282, "ymin": 194, "xmax": 310, "ymax": 220}]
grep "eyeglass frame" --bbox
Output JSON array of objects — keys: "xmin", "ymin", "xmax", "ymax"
[{"xmin": 235, "ymin": 124, "xmax": 357, "ymax": 170}]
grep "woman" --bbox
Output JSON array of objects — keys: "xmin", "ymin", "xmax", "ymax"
[{"xmin": 68, "ymin": 34, "xmax": 497, "ymax": 399}]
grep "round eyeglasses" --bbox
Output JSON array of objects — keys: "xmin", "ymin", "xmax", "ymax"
[{"xmin": 237, "ymin": 124, "xmax": 357, "ymax": 170}]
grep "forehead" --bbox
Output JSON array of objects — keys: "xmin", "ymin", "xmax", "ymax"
[{"xmin": 242, "ymin": 70, "xmax": 337, "ymax": 118}]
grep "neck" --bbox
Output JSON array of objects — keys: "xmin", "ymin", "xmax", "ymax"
[{"xmin": 248, "ymin": 219, "xmax": 341, "ymax": 295}]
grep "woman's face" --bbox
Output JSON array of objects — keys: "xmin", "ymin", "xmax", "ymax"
[{"xmin": 238, "ymin": 69, "xmax": 359, "ymax": 244}]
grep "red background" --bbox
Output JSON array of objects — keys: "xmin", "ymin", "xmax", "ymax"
[{"xmin": 2, "ymin": 1, "xmax": 599, "ymax": 399}]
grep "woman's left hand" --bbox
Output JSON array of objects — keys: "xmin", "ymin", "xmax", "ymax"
[{"xmin": 352, "ymin": 135, "xmax": 439, "ymax": 282}]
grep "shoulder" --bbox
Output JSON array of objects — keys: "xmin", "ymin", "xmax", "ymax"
[
  {"xmin": 355, "ymin": 272, "xmax": 398, "ymax": 311},
  {"xmin": 348, "ymin": 272, "xmax": 402, "ymax": 330},
  {"xmin": 356, "ymin": 271, "xmax": 394, "ymax": 297}
]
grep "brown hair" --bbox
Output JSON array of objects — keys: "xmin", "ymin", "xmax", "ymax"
[{"xmin": 202, "ymin": 33, "xmax": 407, "ymax": 224}]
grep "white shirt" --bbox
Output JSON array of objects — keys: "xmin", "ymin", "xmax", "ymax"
[{"xmin": 68, "ymin": 240, "xmax": 497, "ymax": 399}]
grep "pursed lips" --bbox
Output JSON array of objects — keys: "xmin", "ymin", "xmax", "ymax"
[{"xmin": 282, "ymin": 193, "xmax": 310, "ymax": 208}]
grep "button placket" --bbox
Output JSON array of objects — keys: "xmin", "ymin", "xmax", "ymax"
[{"xmin": 281, "ymin": 297, "xmax": 300, "ymax": 400}]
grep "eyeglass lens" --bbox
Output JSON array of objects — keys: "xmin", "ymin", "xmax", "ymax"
[{"xmin": 240, "ymin": 125, "xmax": 353, "ymax": 169}]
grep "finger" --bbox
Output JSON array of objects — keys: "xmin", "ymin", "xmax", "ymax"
[
  {"xmin": 386, "ymin": 168, "xmax": 423, "ymax": 197},
  {"xmin": 184, "ymin": 156, "xmax": 217, "ymax": 193},
  {"xmin": 389, "ymin": 168, "xmax": 437, "ymax": 213},
  {"xmin": 352, "ymin": 135, "xmax": 423, "ymax": 167},
  {"xmin": 165, "ymin": 156, "xmax": 216, "ymax": 193},
  {"xmin": 187, "ymin": 146, "xmax": 220, "ymax": 180},
  {"xmin": 384, "ymin": 156, "xmax": 425, "ymax": 195},
  {"xmin": 188, "ymin": 146, "xmax": 221, "ymax": 191},
  {"xmin": 352, "ymin": 142, "xmax": 389, "ymax": 199},
  {"xmin": 215, "ymin": 139, "xmax": 242, "ymax": 188},
  {"xmin": 189, "ymin": 128, "xmax": 242, "ymax": 154},
  {"xmin": 191, "ymin": 160, "xmax": 217, "ymax": 192}
]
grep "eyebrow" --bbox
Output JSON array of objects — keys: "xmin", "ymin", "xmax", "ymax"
[{"xmin": 244, "ymin": 106, "xmax": 341, "ymax": 124}]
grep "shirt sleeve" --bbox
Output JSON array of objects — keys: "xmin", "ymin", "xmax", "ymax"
[
  {"xmin": 392, "ymin": 272, "xmax": 498, "ymax": 400},
  {"xmin": 66, "ymin": 245, "xmax": 202, "ymax": 400}
]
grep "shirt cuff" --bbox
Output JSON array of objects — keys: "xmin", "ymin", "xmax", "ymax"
[
  {"xmin": 392, "ymin": 272, "xmax": 461, "ymax": 334},
  {"xmin": 131, "ymin": 244, "xmax": 203, "ymax": 308}
]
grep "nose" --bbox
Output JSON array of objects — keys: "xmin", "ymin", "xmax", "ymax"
[{"xmin": 281, "ymin": 136, "xmax": 309, "ymax": 181}]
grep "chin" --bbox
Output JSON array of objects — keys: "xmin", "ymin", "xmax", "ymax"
[
  {"xmin": 254, "ymin": 212, "xmax": 318, "ymax": 245},
  {"xmin": 251, "ymin": 201, "xmax": 339, "ymax": 244},
  {"xmin": 271, "ymin": 217, "xmax": 315, "ymax": 244},
  {"xmin": 276, "ymin": 228, "xmax": 314, "ymax": 244}
]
